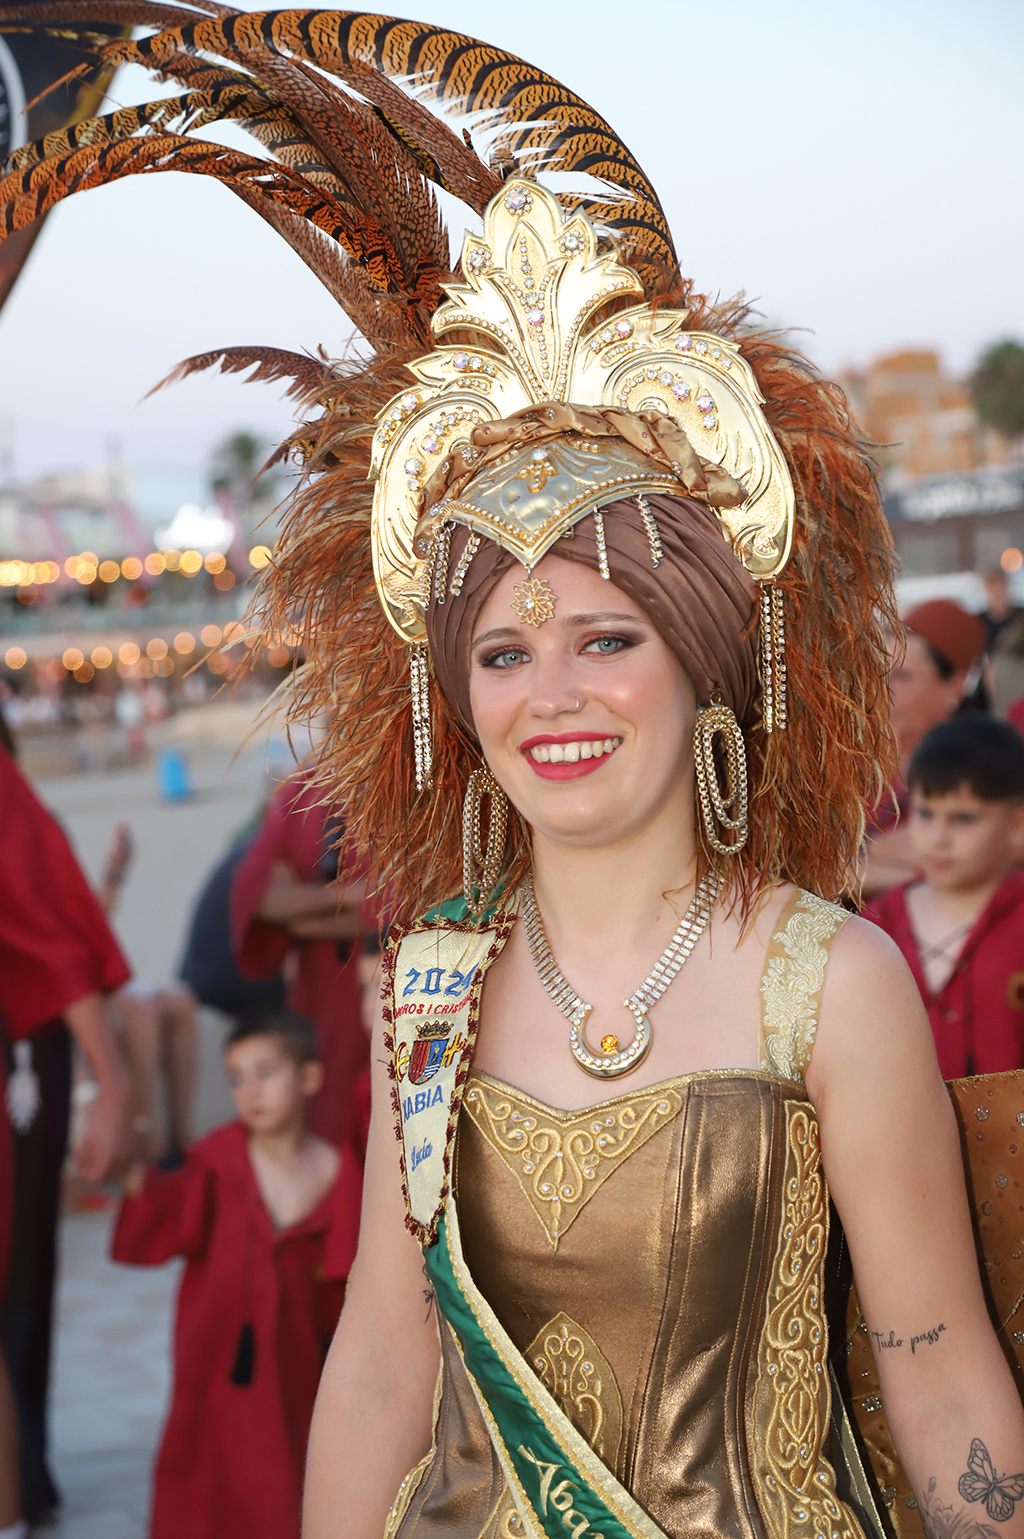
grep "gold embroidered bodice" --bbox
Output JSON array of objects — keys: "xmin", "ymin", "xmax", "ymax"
[
  {"xmin": 392, "ymin": 888, "xmax": 864, "ymax": 1539},
  {"xmin": 461, "ymin": 1078, "xmax": 684, "ymax": 1247}
]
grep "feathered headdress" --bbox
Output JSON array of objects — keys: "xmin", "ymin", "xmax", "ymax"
[{"xmin": 0, "ymin": 4, "xmax": 897, "ymax": 921}]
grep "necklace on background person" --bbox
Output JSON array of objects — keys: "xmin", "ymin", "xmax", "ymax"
[
  {"xmin": 519, "ymin": 871, "xmax": 722, "ymax": 1080},
  {"xmin": 916, "ymin": 917, "xmax": 973, "ymax": 966}
]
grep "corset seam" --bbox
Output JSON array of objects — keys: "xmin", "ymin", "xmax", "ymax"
[{"xmin": 622, "ymin": 1078, "xmax": 694, "ymax": 1497}]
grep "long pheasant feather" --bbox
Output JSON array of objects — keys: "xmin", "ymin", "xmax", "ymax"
[
  {"xmin": 3, "ymin": 81, "xmax": 281, "ymax": 173},
  {"xmin": 146, "ymin": 345, "xmax": 330, "ymax": 401},
  {"xmin": 3, "ymin": 7, "xmax": 676, "ymax": 290},
  {"xmin": 225, "ymin": 187, "xmax": 428, "ymax": 347},
  {"xmin": 0, "ymin": 132, "xmax": 403, "ymax": 291}
]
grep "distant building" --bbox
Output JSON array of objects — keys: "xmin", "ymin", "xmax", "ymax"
[
  {"xmin": 841, "ymin": 350, "xmax": 1016, "ymax": 482},
  {"xmin": 840, "ymin": 350, "xmax": 1024, "ymax": 581}
]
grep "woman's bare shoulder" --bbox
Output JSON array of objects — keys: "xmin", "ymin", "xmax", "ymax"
[
  {"xmin": 827, "ymin": 909, "xmax": 920, "ymax": 1002},
  {"xmin": 810, "ymin": 910, "xmax": 939, "ymax": 1099}
]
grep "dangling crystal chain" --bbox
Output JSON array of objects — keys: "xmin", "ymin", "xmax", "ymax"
[
  {"xmin": 519, "ymin": 871, "xmax": 721, "ymax": 1080},
  {"xmin": 449, "ymin": 532, "xmax": 481, "ymax": 598},
  {"xmin": 432, "ymin": 520, "xmax": 454, "ymax": 605},
  {"xmin": 635, "ymin": 492, "xmax": 663, "ymax": 567},
  {"xmin": 759, "ymin": 582, "xmax": 787, "ymax": 732},
  {"xmin": 592, "ymin": 509, "xmax": 611, "ymax": 580},
  {"xmin": 409, "ymin": 644, "xmax": 432, "ymax": 792},
  {"xmin": 771, "ymin": 584, "xmax": 787, "ymax": 728}
]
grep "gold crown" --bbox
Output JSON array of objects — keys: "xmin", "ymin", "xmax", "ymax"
[{"xmin": 370, "ymin": 180, "xmax": 794, "ymax": 644}]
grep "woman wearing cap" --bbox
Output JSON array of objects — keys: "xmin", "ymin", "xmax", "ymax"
[
  {"xmin": 4, "ymin": 15, "xmax": 1021, "ymax": 1539},
  {"xmin": 866, "ymin": 599, "xmax": 989, "ymax": 897}
]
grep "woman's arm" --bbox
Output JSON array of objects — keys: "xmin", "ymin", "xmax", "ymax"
[
  {"xmin": 303, "ymin": 996, "xmax": 440, "ymax": 1539},
  {"xmin": 810, "ymin": 920, "xmax": 1024, "ymax": 1539}
]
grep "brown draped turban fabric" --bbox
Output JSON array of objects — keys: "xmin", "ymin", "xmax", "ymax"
[{"xmin": 425, "ymin": 493, "xmax": 760, "ymax": 739}]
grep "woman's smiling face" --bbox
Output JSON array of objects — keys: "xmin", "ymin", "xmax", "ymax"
[{"xmin": 468, "ymin": 554, "xmax": 697, "ymax": 851}]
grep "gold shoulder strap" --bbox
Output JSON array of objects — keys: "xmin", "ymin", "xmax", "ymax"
[{"xmin": 758, "ymin": 889, "xmax": 849, "ymax": 1085}]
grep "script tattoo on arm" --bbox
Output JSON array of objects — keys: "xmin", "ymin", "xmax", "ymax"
[
  {"xmin": 421, "ymin": 1263, "xmax": 435, "ymax": 1324},
  {"xmin": 870, "ymin": 1322, "xmax": 946, "ymax": 1354},
  {"xmin": 920, "ymin": 1442, "xmax": 1024, "ymax": 1539}
]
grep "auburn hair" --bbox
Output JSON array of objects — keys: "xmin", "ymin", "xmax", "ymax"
[{"xmin": 249, "ymin": 316, "xmax": 898, "ymax": 927}]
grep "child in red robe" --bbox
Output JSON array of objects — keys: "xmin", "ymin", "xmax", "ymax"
[
  {"xmin": 865, "ymin": 714, "xmax": 1024, "ymax": 1077},
  {"xmin": 112, "ymin": 1012, "xmax": 363, "ymax": 1539}
]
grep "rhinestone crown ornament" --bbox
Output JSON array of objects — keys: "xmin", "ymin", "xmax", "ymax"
[{"xmin": 369, "ymin": 180, "xmax": 795, "ymax": 646}]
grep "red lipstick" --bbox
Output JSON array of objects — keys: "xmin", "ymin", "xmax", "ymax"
[{"xmin": 519, "ymin": 731, "xmax": 622, "ymax": 780}]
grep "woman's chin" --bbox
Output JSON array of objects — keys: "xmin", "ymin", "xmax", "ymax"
[
  {"xmin": 499, "ymin": 758, "xmax": 691, "ymax": 853},
  {"xmin": 523, "ymin": 797, "xmax": 645, "ymax": 851}
]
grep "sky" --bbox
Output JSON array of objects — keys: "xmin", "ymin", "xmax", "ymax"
[{"xmin": 0, "ymin": 0, "xmax": 1021, "ymax": 483}]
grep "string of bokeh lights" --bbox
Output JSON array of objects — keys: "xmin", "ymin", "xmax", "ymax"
[
  {"xmin": 4, "ymin": 627, "xmax": 295, "ymax": 682},
  {"xmin": 0, "ymin": 543, "xmax": 273, "ymax": 591},
  {"xmin": 1, "ymin": 544, "xmax": 293, "ymax": 682},
  {"xmin": 4, "ymin": 623, "xmax": 296, "ymax": 682}
]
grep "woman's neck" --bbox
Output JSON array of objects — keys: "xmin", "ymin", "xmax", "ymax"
[{"xmin": 529, "ymin": 788, "xmax": 698, "ymax": 950}]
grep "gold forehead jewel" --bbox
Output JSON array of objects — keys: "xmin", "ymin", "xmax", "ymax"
[{"xmin": 512, "ymin": 576, "xmax": 557, "ymax": 628}]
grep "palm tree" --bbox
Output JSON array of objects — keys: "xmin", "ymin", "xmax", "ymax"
[
  {"xmin": 208, "ymin": 430, "xmax": 283, "ymax": 557},
  {"xmin": 971, "ymin": 341, "xmax": 1024, "ymax": 442},
  {"xmin": 210, "ymin": 431, "xmax": 266, "ymax": 498}
]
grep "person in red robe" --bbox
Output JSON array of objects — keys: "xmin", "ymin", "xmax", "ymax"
[
  {"xmin": 112, "ymin": 1011, "xmax": 361, "ymax": 1539},
  {"xmin": 0, "ymin": 741, "xmax": 131, "ymax": 1524},
  {"xmin": 865, "ymin": 714, "xmax": 1024, "ymax": 1077},
  {"xmin": 230, "ymin": 770, "xmax": 380, "ymax": 1144}
]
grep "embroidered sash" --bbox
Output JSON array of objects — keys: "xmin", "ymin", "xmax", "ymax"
[
  {"xmin": 385, "ymin": 907, "xmax": 669, "ymax": 1535},
  {"xmin": 384, "ymin": 902, "xmax": 517, "ymax": 1244},
  {"xmin": 426, "ymin": 1197, "xmax": 669, "ymax": 1539}
]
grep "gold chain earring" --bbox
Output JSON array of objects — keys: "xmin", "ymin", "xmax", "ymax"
[
  {"xmin": 462, "ymin": 768, "xmax": 509, "ymax": 918},
  {"xmin": 693, "ymin": 702, "xmax": 749, "ymax": 856}
]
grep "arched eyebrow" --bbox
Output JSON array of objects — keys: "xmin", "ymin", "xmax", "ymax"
[
  {"xmin": 565, "ymin": 612, "xmax": 645, "ymax": 628},
  {"xmin": 472, "ymin": 611, "xmax": 645, "ymax": 649}
]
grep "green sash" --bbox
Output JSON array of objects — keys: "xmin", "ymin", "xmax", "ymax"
[
  {"xmin": 386, "ymin": 908, "xmax": 667, "ymax": 1536},
  {"xmin": 425, "ymin": 1197, "xmax": 669, "ymax": 1539}
]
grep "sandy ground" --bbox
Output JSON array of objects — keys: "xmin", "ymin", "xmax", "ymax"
[
  {"xmin": 24, "ymin": 715, "xmax": 305, "ymax": 1535},
  {"xmin": 47, "ymin": 1213, "xmax": 179, "ymax": 1539}
]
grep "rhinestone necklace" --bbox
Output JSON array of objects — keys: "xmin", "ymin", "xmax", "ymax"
[{"xmin": 519, "ymin": 871, "xmax": 722, "ymax": 1080}]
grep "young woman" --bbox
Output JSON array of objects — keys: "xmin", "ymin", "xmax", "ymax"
[
  {"xmin": 2, "ymin": 14, "xmax": 1021, "ymax": 1538},
  {"xmin": 302, "ymin": 519, "xmax": 1024, "ymax": 1538}
]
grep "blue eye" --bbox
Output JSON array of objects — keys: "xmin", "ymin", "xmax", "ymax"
[
  {"xmin": 482, "ymin": 647, "xmax": 527, "ymax": 668},
  {"xmin": 583, "ymin": 634, "xmax": 633, "ymax": 655}
]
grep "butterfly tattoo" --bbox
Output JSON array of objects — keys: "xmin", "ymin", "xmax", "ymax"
[{"xmin": 958, "ymin": 1439, "xmax": 1024, "ymax": 1523}]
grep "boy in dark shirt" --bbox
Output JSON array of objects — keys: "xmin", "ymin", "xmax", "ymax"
[{"xmin": 865, "ymin": 715, "xmax": 1024, "ymax": 1077}]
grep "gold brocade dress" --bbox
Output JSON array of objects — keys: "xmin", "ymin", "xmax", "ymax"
[{"xmin": 390, "ymin": 890, "xmax": 883, "ymax": 1539}]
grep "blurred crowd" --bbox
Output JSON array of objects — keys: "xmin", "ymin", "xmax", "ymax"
[
  {"xmin": 863, "ymin": 570, "xmax": 1024, "ymax": 1077},
  {"xmin": 0, "ymin": 718, "xmax": 381, "ymax": 1537},
  {"xmin": 2, "ymin": 570, "xmax": 1024, "ymax": 1537}
]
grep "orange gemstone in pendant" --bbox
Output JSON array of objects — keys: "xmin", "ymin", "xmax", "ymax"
[{"xmin": 600, "ymin": 1035, "xmax": 619, "ymax": 1055}]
